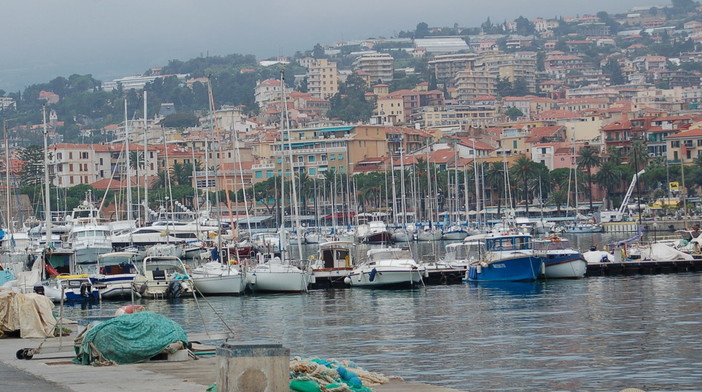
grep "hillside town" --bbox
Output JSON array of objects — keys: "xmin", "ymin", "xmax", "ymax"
[{"xmin": 2, "ymin": 1, "xmax": 702, "ymax": 226}]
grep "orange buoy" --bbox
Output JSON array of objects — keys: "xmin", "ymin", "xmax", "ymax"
[{"xmin": 115, "ymin": 305, "xmax": 146, "ymax": 316}]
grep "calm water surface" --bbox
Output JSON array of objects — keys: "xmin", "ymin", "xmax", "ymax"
[{"xmin": 61, "ymin": 235, "xmax": 702, "ymax": 391}]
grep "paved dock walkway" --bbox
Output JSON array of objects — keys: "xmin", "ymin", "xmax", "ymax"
[{"xmin": 0, "ymin": 326, "xmax": 463, "ymax": 392}]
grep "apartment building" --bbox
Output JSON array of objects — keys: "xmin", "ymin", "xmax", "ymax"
[
  {"xmin": 667, "ymin": 128, "xmax": 702, "ymax": 164},
  {"xmin": 428, "ymin": 53, "xmax": 478, "ymax": 86},
  {"xmin": 49, "ymin": 143, "xmax": 159, "ymax": 188},
  {"xmin": 454, "ymin": 52, "xmax": 537, "ymax": 101},
  {"xmin": 352, "ymin": 53, "xmax": 394, "ymax": 83},
  {"xmin": 254, "ymin": 79, "xmax": 289, "ymax": 109},
  {"xmin": 307, "ymin": 59, "xmax": 339, "ymax": 99}
]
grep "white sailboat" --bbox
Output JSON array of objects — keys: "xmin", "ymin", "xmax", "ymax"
[
  {"xmin": 191, "ymin": 79, "xmax": 245, "ymax": 296},
  {"xmin": 246, "ymin": 73, "xmax": 310, "ymax": 293}
]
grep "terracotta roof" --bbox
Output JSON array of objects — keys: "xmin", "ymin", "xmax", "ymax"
[{"xmin": 666, "ymin": 128, "xmax": 702, "ymax": 139}]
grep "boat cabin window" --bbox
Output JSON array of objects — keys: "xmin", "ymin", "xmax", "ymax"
[{"xmin": 485, "ymin": 236, "xmax": 531, "ymax": 251}]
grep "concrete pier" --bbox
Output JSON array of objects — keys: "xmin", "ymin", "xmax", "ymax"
[
  {"xmin": 0, "ymin": 330, "xmax": 463, "ymax": 392},
  {"xmin": 586, "ymin": 258, "xmax": 702, "ymax": 276}
]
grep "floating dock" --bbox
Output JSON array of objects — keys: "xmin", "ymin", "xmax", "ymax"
[{"xmin": 586, "ymin": 258, "xmax": 702, "ymax": 276}]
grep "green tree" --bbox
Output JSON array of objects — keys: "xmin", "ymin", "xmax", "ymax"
[
  {"xmin": 415, "ymin": 22, "xmax": 430, "ymax": 38},
  {"xmin": 510, "ymin": 157, "xmax": 538, "ymax": 214},
  {"xmin": 548, "ymin": 189, "xmax": 568, "ymax": 212},
  {"xmin": 595, "ymin": 159, "xmax": 624, "ymax": 206},
  {"xmin": 161, "ymin": 112, "xmax": 199, "ymax": 128},
  {"xmin": 505, "ymin": 107, "xmax": 524, "ymax": 120},
  {"xmin": 514, "ymin": 16, "xmax": 536, "ymax": 36},
  {"xmin": 485, "ymin": 162, "xmax": 505, "ymax": 214},
  {"xmin": 327, "ymin": 74, "xmax": 373, "ymax": 122},
  {"xmin": 577, "ymin": 146, "xmax": 601, "ymax": 210}
]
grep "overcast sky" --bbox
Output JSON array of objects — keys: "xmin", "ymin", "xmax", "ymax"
[{"xmin": 1, "ymin": 0, "xmax": 659, "ymax": 92}]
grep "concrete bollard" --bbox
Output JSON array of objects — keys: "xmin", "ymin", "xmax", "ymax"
[{"xmin": 216, "ymin": 343, "xmax": 290, "ymax": 392}]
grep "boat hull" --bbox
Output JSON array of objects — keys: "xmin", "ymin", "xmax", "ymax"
[
  {"xmin": 192, "ymin": 274, "xmax": 245, "ymax": 295},
  {"xmin": 74, "ymin": 246, "xmax": 112, "ymax": 265},
  {"xmin": 347, "ymin": 268, "xmax": 424, "ymax": 288},
  {"xmin": 417, "ymin": 230, "xmax": 442, "ymax": 241},
  {"xmin": 359, "ymin": 231, "xmax": 393, "ymax": 244},
  {"xmin": 92, "ymin": 274, "xmax": 137, "ymax": 299},
  {"xmin": 247, "ymin": 271, "xmax": 309, "ymax": 293},
  {"xmin": 467, "ymin": 256, "xmax": 543, "ymax": 282},
  {"xmin": 442, "ymin": 230, "xmax": 469, "ymax": 241},
  {"xmin": 542, "ymin": 254, "xmax": 587, "ymax": 279}
]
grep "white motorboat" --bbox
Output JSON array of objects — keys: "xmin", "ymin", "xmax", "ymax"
[
  {"xmin": 246, "ymin": 255, "xmax": 310, "ymax": 293},
  {"xmin": 67, "ymin": 223, "xmax": 112, "ymax": 265},
  {"xmin": 90, "ymin": 251, "xmax": 141, "ymax": 299},
  {"xmin": 534, "ymin": 235, "xmax": 586, "ymax": 279},
  {"xmin": 131, "ymin": 256, "xmax": 194, "ymax": 299},
  {"xmin": 191, "ymin": 260, "xmax": 245, "ymax": 295},
  {"xmin": 309, "ymin": 241, "xmax": 355, "ymax": 289},
  {"xmin": 42, "ymin": 274, "xmax": 99, "ymax": 302},
  {"xmin": 355, "ymin": 221, "xmax": 392, "ymax": 244},
  {"xmin": 345, "ymin": 247, "xmax": 425, "ymax": 288}
]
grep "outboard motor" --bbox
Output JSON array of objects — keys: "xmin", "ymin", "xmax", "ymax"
[
  {"xmin": 167, "ymin": 280, "xmax": 182, "ymax": 298},
  {"xmin": 33, "ymin": 285, "xmax": 45, "ymax": 296}
]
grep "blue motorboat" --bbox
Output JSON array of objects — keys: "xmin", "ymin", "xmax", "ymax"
[{"xmin": 465, "ymin": 232, "xmax": 543, "ymax": 282}]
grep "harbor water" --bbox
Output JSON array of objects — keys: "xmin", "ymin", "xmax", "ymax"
[{"xmin": 59, "ymin": 234, "xmax": 702, "ymax": 392}]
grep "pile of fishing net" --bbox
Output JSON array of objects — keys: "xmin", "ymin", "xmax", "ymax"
[
  {"xmin": 73, "ymin": 311, "xmax": 188, "ymax": 366},
  {"xmin": 289, "ymin": 358, "xmax": 394, "ymax": 392}
]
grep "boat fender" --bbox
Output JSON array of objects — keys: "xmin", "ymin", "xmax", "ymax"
[
  {"xmin": 138, "ymin": 283, "xmax": 148, "ymax": 295},
  {"xmin": 343, "ymin": 276, "xmax": 351, "ymax": 285},
  {"xmin": 480, "ymin": 262, "xmax": 488, "ymax": 268},
  {"xmin": 368, "ymin": 268, "xmax": 377, "ymax": 282},
  {"xmin": 440, "ymin": 273, "xmax": 448, "ymax": 285},
  {"xmin": 115, "ymin": 305, "xmax": 146, "ymax": 316},
  {"xmin": 476, "ymin": 264, "xmax": 482, "ymax": 274}
]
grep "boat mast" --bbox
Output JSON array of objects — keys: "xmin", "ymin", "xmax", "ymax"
[
  {"xmin": 42, "ymin": 106, "xmax": 52, "ymax": 278},
  {"xmin": 281, "ymin": 72, "xmax": 304, "ymax": 261},
  {"xmin": 124, "ymin": 99, "xmax": 133, "ymax": 223},
  {"xmin": 399, "ymin": 136, "xmax": 407, "ymax": 227},
  {"xmin": 3, "ymin": 120, "xmax": 11, "ymax": 236},
  {"xmin": 472, "ymin": 139, "xmax": 481, "ymax": 228},
  {"xmin": 143, "ymin": 91, "xmax": 149, "ymax": 225}
]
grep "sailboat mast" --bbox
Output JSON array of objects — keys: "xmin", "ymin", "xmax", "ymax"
[
  {"xmin": 143, "ymin": 91, "xmax": 149, "ymax": 224},
  {"xmin": 399, "ymin": 137, "xmax": 407, "ymax": 226},
  {"xmin": 281, "ymin": 72, "xmax": 304, "ymax": 261},
  {"xmin": 42, "ymin": 106, "xmax": 52, "ymax": 251},
  {"xmin": 124, "ymin": 99, "xmax": 133, "ymax": 222},
  {"xmin": 472, "ymin": 139, "xmax": 481, "ymax": 228},
  {"xmin": 3, "ymin": 121, "xmax": 10, "ymax": 233}
]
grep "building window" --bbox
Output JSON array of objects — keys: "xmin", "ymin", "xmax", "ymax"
[
  {"xmin": 330, "ymin": 154, "xmax": 336, "ymax": 160},
  {"xmin": 255, "ymin": 171, "xmax": 263, "ymax": 179},
  {"xmin": 513, "ymin": 140, "xmax": 518, "ymax": 149},
  {"xmin": 308, "ymin": 155, "xmax": 316, "ymax": 162},
  {"xmin": 266, "ymin": 170, "xmax": 273, "ymax": 178},
  {"xmin": 309, "ymin": 168, "xmax": 317, "ymax": 176},
  {"xmin": 338, "ymin": 154, "xmax": 344, "ymax": 160},
  {"xmin": 69, "ymin": 152, "xmax": 73, "ymax": 159}
]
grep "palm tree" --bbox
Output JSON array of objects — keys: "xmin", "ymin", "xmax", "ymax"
[
  {"xmin": 510, "ymin": 156, "xmax": 538, "ymax": 214},
  {"xmin": 595, "ymin": 160, "xmax": 624, "ymax": 208},
  {"xmin": 485, "ymin": 162, "xmax": 504, "ymax": 215},
  {"xmin": 577, "ymin": 146, "xmax": 601, "ymax": 210},
  {"xmin": 628, "ymin": 141, "xmax": 649, "ymax": 169}
]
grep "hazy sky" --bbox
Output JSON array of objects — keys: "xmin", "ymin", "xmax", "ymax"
[{"xmin": 1, "ymin": 0, "xmax": 659, "ymax": 92}]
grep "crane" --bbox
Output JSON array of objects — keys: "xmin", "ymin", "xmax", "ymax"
[{"xmin": 600, "ymin": 169, "xmax": 645, "ymax": 223}]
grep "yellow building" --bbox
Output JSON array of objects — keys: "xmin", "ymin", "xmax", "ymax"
[
  {"xmin": 307, "ymin": 59, "xmax": 339, "ymax": 99},
  {"xmin": 667, "ymin": 128, "xmax": 702, "ymax": 164}
]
